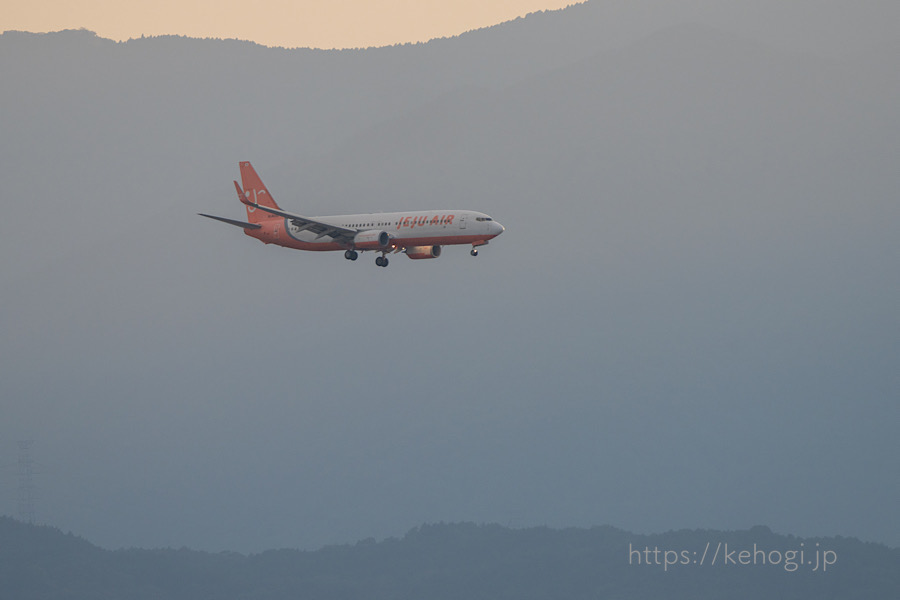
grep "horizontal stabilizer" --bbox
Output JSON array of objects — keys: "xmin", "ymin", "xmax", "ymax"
[{"xmin": 198, "ymin": 213, "xmax": 261, "ymax": 229}]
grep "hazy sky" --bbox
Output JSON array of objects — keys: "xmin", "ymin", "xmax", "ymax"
[{"xmin": 3, "ymin": 0, "xmax": 578, "ymax": 48}]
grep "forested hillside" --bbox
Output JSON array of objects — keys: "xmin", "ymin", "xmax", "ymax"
[{"xmin": 1, "ymin": 518, "xmax": 897, "ymax": 599}]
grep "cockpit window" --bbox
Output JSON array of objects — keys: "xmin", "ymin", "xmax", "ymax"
[{"xmin": 475, "ymin": 217, "xmax": 492, "ymax": 222}]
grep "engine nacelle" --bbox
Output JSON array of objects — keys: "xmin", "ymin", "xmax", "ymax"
[
  {"xmin": 353, "ymin": 230, "xmax": 391, "ymax": 250},
  {"xmin": 406, "ymin": 245, "xmax": 442, "ymax": 260}
]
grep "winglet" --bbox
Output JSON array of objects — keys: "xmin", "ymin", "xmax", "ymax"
[{"xmin": 234, "ymin": 180, "xmax": 252, "ymax": 206}]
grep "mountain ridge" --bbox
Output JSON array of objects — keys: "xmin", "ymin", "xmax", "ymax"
[
  {"xmin": 2, "ymin": 517, "xmax": 898, "ymax": 599},
  {"xmin": 0, "ymin": 3, "xmax": 591, "ymax": 51}
]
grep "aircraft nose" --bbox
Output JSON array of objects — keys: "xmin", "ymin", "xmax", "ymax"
[{"xmin": 492, "ymin": 221, "xmax": 505, "ymax": 236}]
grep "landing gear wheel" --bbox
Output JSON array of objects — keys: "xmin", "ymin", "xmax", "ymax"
[
  {"xmin": 376, "ymin": 256, "xmax": 389, "ymax": 267},
  {"xmin": 344, "ymin": 250, "xmax": 359, "ymax": 261},
  {"xmin": 470, "ymin": 248, "xmax": 479, "ymax": 256}
]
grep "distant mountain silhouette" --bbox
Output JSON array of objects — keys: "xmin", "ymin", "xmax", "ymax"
[{"xmin": 1, "ymin": 517, "xmax": 897, "ymax": 599}]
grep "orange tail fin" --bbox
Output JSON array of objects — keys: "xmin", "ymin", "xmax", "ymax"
[{"xmin": 239, "ymin": 161, "xmax": 281, "ymax": 224}]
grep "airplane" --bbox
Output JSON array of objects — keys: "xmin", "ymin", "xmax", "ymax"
[{"xmin": 200, "ymin": 162, "xmax": 504, "ymax": 267}]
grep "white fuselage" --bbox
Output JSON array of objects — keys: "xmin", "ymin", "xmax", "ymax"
[{"xmin": 285, "ymin": 210, "xmax": 501, "ymax": 247}]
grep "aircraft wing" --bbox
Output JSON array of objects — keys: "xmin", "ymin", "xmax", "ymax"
[
  {"xmin": 234, "ymin": 180, "xmax": 358, "ymax": 244},
  {"xmin": 198, "ymin": 213, "xmax": 261, "ymax": 229}
]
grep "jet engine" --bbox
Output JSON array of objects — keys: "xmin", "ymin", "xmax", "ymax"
[
  {"xmin": 353, "ymin": 230, "xmax": 391, "ymax": 250},
  {"xmin": 405, "ymin": 245, "xmax": 442, "ymax": 259}
]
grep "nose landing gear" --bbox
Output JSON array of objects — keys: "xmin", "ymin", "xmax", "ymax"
[{"xmin": 471, "ymin": 240, "xmax": 489, "ymax": 257}]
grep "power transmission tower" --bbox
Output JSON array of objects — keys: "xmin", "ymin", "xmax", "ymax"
[{"xmin": 17, "ymin": 440, "xmax": 36, "ymax": 524}]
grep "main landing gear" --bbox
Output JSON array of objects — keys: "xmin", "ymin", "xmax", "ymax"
[{"xmin": 346, "ymin": 249, "xmax": 389, "ymax": 267}]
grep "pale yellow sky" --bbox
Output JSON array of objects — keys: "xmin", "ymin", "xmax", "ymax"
[{"xmin": 3, "ymin": 1, "xmax": 579, "ymax": 49}]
